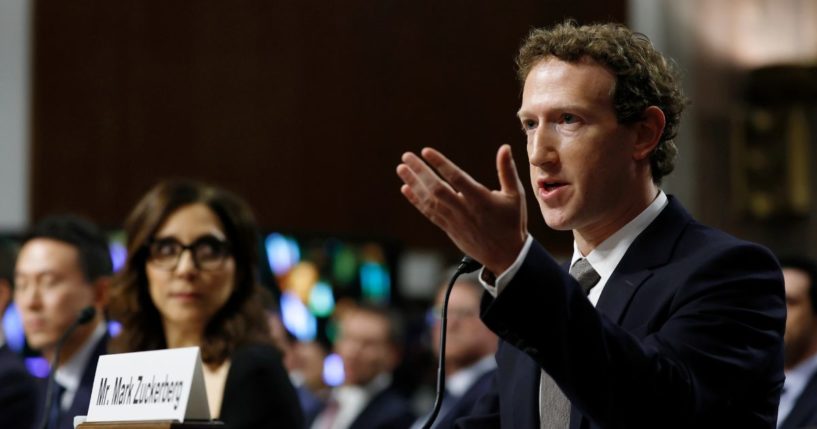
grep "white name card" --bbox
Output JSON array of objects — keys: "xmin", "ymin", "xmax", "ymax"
[{"xmin": 86, "ymin": 347, "xmax": 211, "ymax": 423}]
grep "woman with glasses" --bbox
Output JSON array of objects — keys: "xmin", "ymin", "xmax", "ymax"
[{"xmin": 109, "ymin": 179, "xmax": 304, "ymax": 428}]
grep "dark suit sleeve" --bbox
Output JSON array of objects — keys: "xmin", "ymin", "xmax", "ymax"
[
  {"xmin": 220, "ymin": 344, "xmax": 305, "ymax": 429},
  {"xmin": 481, "ymin": 238, "xmax": 785, "ymax": 428}
]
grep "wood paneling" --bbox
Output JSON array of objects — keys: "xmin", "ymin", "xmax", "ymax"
[{"xmin": 31, "ymin": 0, "xmax": 625, "ymax": 254}]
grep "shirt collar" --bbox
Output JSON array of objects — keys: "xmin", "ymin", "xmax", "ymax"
[
  {"xmin": 572, "ymin": 191, "xmax": 668, "ymax": 305},
  {"xmin": 447, "ymin": 355, "xmax": 496, "ymax": 397},
  {"xmin": 55, "ymin": 321, "xmax": 106, "ymax": 392},
  {"xmin": 335, "ymin": 372, "xmax": 392, "ymax": 401},
  {"xmin": 784, "ymin": 352, "xmax": 817, "ymax": 392}
]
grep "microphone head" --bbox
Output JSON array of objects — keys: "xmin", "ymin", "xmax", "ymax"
[
  {"xmin": 77, "ymin": 306, "xmax": 96, "ymax": 324},
  {"xmin": 457, "ymin": 255, "xmax": 483, "ymax": 274}
]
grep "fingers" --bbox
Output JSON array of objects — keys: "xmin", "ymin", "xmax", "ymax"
[
  {"xmin": 496, "ymin": 144, "xmax": 524, "ymax": 196},
  {"xmin": 420, "ymin": 147, "xmax": 486, "ymax": 198},
  {"xmin": 397, "ymin": 152, "xmax": 455, "ymax": 203},
  {"xmin": 396, "ymin": 153, "xmax": 460, "ymax": 221}
]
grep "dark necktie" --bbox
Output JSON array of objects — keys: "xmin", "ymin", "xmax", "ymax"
[
  {"xmin": 49, "ymin": 382, "xmax": 66, "ymax": 429},
  {"xmin": 538, "ymin": 258, "xmax": 601, "ymax": 428}
]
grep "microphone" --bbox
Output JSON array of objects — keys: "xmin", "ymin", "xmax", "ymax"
[
  {"xmin": 38, "ymin": 306, "xmax": 96, "ymax": 429},
  {"xmin": 421, "ymin": 255, "xmax": 483, "ymax": 429}
]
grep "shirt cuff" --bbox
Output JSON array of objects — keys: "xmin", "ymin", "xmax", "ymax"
[{"xmin": 479, "ymin": 234, "xmax": 533, "ymax": 297}]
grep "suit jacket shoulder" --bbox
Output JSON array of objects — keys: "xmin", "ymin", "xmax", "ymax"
[
  {"xmin": 350, "ymin": 387, "xmax": 415, "ymax": 429},
  {"xmin": 220, "ymin": 343, "xmax": 304, "ymax": 429},
  {"xmin": 0, "ymin": 345, "xmax": 38, "ymax": 429},
  {"xmin": 435, "ymin": 368, "xmax": 495, "ymax": 429},
  {"xmin": 477, "ymin": 197, "xmax": 785, "ymax": 429}
]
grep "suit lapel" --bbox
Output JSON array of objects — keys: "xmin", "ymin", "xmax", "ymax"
[{"xmin": 595, "ymin": 196, "xmax": 691, "ymax": 324}]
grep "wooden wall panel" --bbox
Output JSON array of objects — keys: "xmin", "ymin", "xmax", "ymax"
[{"xmin": 31, "ymin": 0, "xmax": 626, "ymax": 254}]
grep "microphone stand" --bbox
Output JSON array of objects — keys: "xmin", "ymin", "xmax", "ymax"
[
  {"xmin": 421, "ymin": 256, "xmax": 482, "ymax": 429},
  {"xmin": 38, "ymin": 306, "xmax": 96, "ymax": 429}
]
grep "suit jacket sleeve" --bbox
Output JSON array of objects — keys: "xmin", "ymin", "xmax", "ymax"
[{"xmin": 480, "ymin": 231, "xmax": 785, "ymax": 428}]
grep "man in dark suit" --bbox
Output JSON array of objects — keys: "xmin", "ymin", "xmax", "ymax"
[
  {"xmin": 415, "ymin": 270, "xmax": 497, "ymax": 429},
  {"xmin": 310, "ymin": 304, "xmax": 414, "ymax": 429},
  {"xmin": 14, "ymin": 215, "xmax": 112, "ymax": 429},
  {"xmin": 396, "ymin": 21, "xmax": 785, "ymax": 428},
  {"xmin": 0, "ymin": 240, "xmax": 38, "ymax": 429},
  {"xmin": 777, "ymin": 257, "xmax": 817, "ymax": 429}
]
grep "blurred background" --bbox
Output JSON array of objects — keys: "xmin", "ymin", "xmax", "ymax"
[{"xmin": 1, "ymin": 0, "xmax": 816, "ymax": 385}]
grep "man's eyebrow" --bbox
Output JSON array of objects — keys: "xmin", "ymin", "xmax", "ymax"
[{"xmin": 517, "ymin": 104, "xmax": 590, "ymax": 118}]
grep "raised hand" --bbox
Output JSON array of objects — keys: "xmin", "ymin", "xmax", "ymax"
[{"xmin": 396, "ymin": 144, "xmax": 528, "ymax": 274}]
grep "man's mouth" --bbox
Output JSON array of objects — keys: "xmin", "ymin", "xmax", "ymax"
[{"xmin": 540, "ymin": 181, "xmax": 567, "ymax": 192}]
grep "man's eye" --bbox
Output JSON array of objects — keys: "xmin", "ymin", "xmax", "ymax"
[
  {"xmin": 561, "ymin": 114, "xmax": 577, "ymax": 124},
  {"xmin": 521, "ymin": 120, "xmax": 537, "ymax": 131},
  {"xmin": 41, "ymin": 274, "xmax": 60, "ymax": 287}
]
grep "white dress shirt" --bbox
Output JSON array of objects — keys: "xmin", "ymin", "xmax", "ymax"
[
  {"xmin": 777, "ymin": 352, "xmax": 817, "ymax": 427},
  {"xmin": 481, "ymin": 191, "xmax": 668, "ymax": 303},
  {"xmin": 54, "ymin": 321, "xmax": 106, "ymax": 411},
  {"xmin": 311, "ymin": 373, "xmax": 392, "ymax": 429},
  {"xmin": 446, "ymin": 355, "xmax": 496, "ymax": 398}
]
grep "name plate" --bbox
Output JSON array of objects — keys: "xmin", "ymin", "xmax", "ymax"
[{"xmin": 86, "ymin": 347, "xmax": 211, "ymax": 423}]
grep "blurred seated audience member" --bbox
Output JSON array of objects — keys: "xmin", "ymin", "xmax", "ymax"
[
  {"xmin": 310, "ymin": 304, "xmax": 415, "ymax": 429},
  {"xmin": 291, "ymin": 340, "xmax": 332, "ymax": 423},
  {"xmin": 777, "ymin": 257, "xmax": 817, "ymax": 429},
  {"xmin": 15, "ymin": 215, "xmax": 112, "ymax": 429},
  {"xmin": 0, "ymin": 240, "xmax": 38, "ymax": 429},
  {"xmin": 263, "ymin": 295, "xmax": 331, "ymax": 422},
  {"xmin": 413, "ymin": 269, "xmax": 497, "ymax": 429},
  {"xmin": 108, "ymin": 180, "xmax": 303, "ymax": 429}
]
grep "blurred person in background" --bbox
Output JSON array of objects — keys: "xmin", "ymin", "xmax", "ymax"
[
  {"xmin": 14, "ymin": 215, "xmax": 112, "ymax": 429},
  {"xmin": 0, "ymin": 239, "xmax": 38, "ymax": 429},
  {"xmin": 310, "ymin": 304, "xmax": 414, "ymax": 429},
  {"xmin": 290, "ymin": 340, "xmax": 332, "ymax": 424},
  {"xmin": 777, "ymin": 257, "xmax": 817, "ymax": 429},
  {"xmin": 264, "ymin": 292, "xmax": 331, "ymax": 424},
  {"xmin": 413, "ymin": 269, "xmax": 497, "ymax": 429},
  {"xmin": 108, "ymin": 179, "xmax": 303, "ymax": 428}
]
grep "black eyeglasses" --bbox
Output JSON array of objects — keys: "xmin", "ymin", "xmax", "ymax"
[{"xmin": 146, "ymin": 236, "xmax": 231, "ymax": 271}]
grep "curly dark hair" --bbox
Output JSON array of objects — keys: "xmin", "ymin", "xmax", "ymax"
[
  {"xmin": 516, "ymin": 21, "xmax": 687, "ymax": 184},
  {"xmin": 108, "ymin": 179, "xmax": 272, "ymax": 365}
]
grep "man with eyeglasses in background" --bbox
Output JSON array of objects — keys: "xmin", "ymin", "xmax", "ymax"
[
  {"xmin": 14, "ymin": 215, "xmax": 112, "ymax": 429},
  {"xmin": 413, "ymin": 269, "xmax": 497, "ymax": 429}
]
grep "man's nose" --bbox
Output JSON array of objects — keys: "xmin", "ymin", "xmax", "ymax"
[
  {"xmin": 18, "ymin": 286, "xmax": 43, "ymax": 310},
  {"xmin": 528, "ymin": 130, "xmax": 558, "ymax": 167}
]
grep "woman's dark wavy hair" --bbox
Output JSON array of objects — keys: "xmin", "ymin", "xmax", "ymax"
[
  {"xmin": 109, "ymin": 179, "xmax": 271, "ymax": 365},
  {"xmin": 516, "ymin": 21, "xmax": 688, "ymax": 184}
]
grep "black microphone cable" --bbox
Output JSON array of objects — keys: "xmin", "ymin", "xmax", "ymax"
[
  {"xmin": 421, "ymin": 255, "xmax": 483, "ymax": 429},
  {"xmin": 39, "ymin": 306, "xmax": 97, "ymax": 429}
]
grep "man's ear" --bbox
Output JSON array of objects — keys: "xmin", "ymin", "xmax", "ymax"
[
  {"xmin": 92, "ymin": 276, "xmax": 111, "ymax": 309},
  {"xmin": 632, "ymin": 106, "xmax": 666, "ymax": 161}
]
